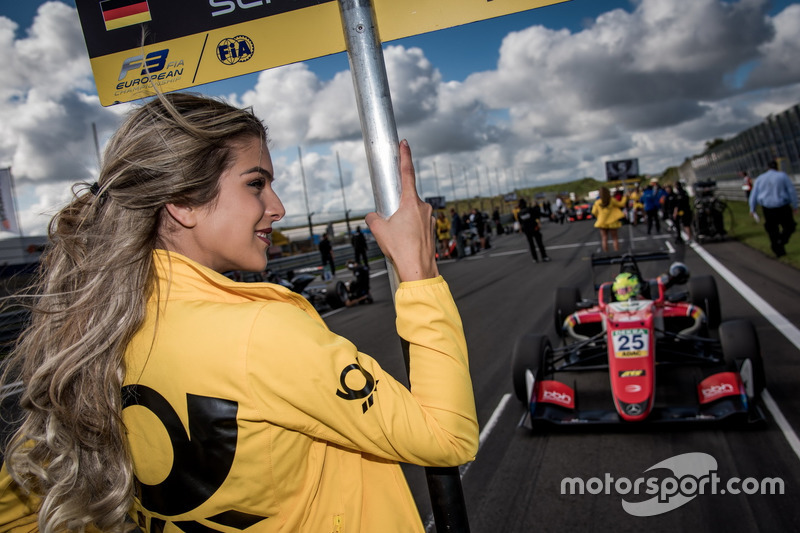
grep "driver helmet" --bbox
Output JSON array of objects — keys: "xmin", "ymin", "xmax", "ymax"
[
  {"xmin": 612, "ymin": 272, "xmax": 641, "ymax": 301},
  {"xmin": 668, "ymin": 262, "xmax": 690, "ymax": 285}
]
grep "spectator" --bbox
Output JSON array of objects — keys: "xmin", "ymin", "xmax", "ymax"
[
  {"xmin": 492, "ymin": 207, "xmax": 503, "ymax": 235},
  {"xmin": 554, "ymin": 196, "xmax": 566, "ymax": 224},
  {"xmin": 435, "ymin": 211, "xmax": 451, "ymax": 259},
  {"xmin": 470, "ymin": 208, "xmax": 486, "ymax": 250},
  {"xmin": 663, "ymin": 184, "xmax": 676, "ymax": 229},
  {"xmin": 749, "ymin": 160, "xmax": 798, "ymax": 257},
  {"xmin": 351, "ymin": 225, "xmax": 369, "ymax": 267},
  {"xmin": 628, "ymin": 184, "xmax": 643, "ymax": 225},
  {"xmin": 319, "ymin": 232, "xmax": 336, "ymax": 278},
  {"xmin": 450, "ymin": 207, "xmax": 465, "ymax": 259},
  {"xmin": 512, "ymin": 203, "xmax": 521, "ymax": 233},
  {"xmin": 517, "ymin": 198, "xmax": 550, "ymax": 262},
  {"xmin": 0, "ymin": 94, "xmax": 478, "ymax": 532},
  {"xmin": 641, "ymin": 178, "xmax": 667, "ymax": 235},
  {"xmin": 672, "ymin": 181, "xmax": 694, "ymax": 244},
  {"xmin": 741, "ymin": 171, "xmax": 753, "ymax": 201}
]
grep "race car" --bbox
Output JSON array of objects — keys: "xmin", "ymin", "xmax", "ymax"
[
  {"xmin": 511, "ymin": 251, "xmax": 765, "ymax": 427},
  {"xmin": 568, "ymin": 203, "xmax": 593, "ymax": 222}
]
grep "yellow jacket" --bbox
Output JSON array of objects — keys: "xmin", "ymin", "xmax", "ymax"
[
  {"xmin": 436, "ymin": 216, "xmax": 451, "ymax": 241},
  {"xmin": 1, "ymin": 250, "xmax": 478, "ymax": 532},
  {"xmin": 592, "ymin": 197, "xmax": 627, "ymax": 229}
]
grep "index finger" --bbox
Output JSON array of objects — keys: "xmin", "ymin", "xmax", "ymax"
[{"xmin": 399, "ymin": 139, "xmax": 418, "ymax": 200}]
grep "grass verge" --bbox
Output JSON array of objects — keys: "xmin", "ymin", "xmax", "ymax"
[{"xmin": 724, "ymin": 199, "xmax": 799, "ymax": 270}]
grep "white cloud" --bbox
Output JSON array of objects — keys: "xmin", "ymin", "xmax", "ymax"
[
  {"xmin": 747, "ymin": 3, "xmax": 800, "ymax": 87},
  {"xmin": 3, "ymin": 0, "xmax": 800, "ymax": 237}
]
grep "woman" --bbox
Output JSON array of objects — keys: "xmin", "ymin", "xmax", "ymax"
[
  {"xmin": 435, "ymin": 211, "xmax": 451, "ymax": 258},
  {"xmin": 591, "ymin": 187, "xmax": 626, "ymax": 252},
  {"xmin": 0, "ymin": 93, "xmax": 478, "ymax": 532}
]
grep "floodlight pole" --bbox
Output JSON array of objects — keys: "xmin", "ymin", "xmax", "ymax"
[{"xmin": 337, "ymin": 1, "xmax": 470, "ymax": 531}]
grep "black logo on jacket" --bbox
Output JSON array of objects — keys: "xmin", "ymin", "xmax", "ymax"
[
  {"xmin": 122, "ymin": 385, "xmax": 268, "ymax": 531},
  {"xmin": 335, "ymin": 363, "xmax": 378, "ymax": 413}
]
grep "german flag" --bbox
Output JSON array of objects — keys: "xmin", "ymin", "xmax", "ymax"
[{"xmin": 101, "ymin": 0, "xmax": 151, "ymax": 31}]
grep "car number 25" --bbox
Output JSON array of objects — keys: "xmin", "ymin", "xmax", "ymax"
[{"xmin": 612, "ymin": 329, "xmax": 649, "ymax": 357}]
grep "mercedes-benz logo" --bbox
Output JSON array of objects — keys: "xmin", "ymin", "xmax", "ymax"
[{"xmin": 626, "ymin": 403, "xmax": 643, "ymax": 415}]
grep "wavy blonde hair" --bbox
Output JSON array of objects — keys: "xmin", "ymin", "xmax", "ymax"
[{"xmin": 2, "ymin": 93, "xmax": 267, "ymax": 532}]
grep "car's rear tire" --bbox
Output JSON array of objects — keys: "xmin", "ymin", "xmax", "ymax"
[
  {"xmin": 689, "ymin": 275, "xmax": 721, "ymax": 329},
  {"xmin": 554, "ymin": 287, "xmax": 581, "ymax": 337},
  {"xmin": 511, "ymin": 333, "xmax": 550, "ymax": 404},
  {"xmin": 719, "ymin": 319, "xmax": 765, "ymax": 401},
  {"xmin": 325, "ymin": 281, "xmax": 348, "ymax": 309}
]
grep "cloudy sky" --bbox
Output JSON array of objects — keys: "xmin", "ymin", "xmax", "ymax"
[{"xmin": 1, "ymin": 0, "xmax": 799, "ymax": 235}]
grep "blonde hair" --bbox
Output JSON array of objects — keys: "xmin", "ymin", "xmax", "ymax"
[{"xmin": 2, "ymin": 93, "xmax": 267, "ymax": 532}]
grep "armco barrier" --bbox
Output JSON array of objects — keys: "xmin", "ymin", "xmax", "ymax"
[
  {"xmin": 252, "ymin": 240, "xmax": 384, "ymax": 282},
  {"xmin": 697, "ymin": 176, "xmax": 800, "ymax": 203}
]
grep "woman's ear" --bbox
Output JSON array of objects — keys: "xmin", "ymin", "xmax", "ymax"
[{"xmin": 165, "ymin": 203, "xmax": 198, "ymax": 228}]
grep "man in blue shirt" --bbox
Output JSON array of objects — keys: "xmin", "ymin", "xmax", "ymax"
[
  {"xmin": 641, "ymin": 178, "xmax": 667, "ymax": 235},
  {"xmin": 749, "ymin": 160, "xmax": 798, "ymax": 257}
]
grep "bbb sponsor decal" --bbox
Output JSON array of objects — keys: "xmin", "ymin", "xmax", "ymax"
[
  {"xmin": 537, "ymin": 381, "xmax": 575, "ymax": 409},
  {"xmin": 697, "ymin": 372, "xmax": 740, "ymax": 404},
  {"xmin": 701, "ymin": 383, "xmax": 734, "ymax": 400},
  {"xmin": 542, "ymin": 390, "xmax": 572, "ymax": 407}
]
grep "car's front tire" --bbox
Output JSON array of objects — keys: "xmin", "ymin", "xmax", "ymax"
[
  {"xmin": 511, "ymin": 333, "xmax": 550, "ymax": 405},
  {"xmin": 719, "ymin": 319, "xmax": 765, "ymax": 401}
]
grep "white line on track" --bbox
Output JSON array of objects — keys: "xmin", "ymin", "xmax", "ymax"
[
  {"xmin": 690, "ymin": 240, "xmax": 800, "ymax": 463},
  {"xmin": 761, "ymin": 390, "xmax": 800, "ymax": 459}
]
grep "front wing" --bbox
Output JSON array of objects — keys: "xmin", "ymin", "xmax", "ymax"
[{"xmin": 527, "ymin": 373, "xmax": 765, "ymax": 426}]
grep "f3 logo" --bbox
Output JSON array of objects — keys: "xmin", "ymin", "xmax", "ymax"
[
  {"xmin": 336, "ymin": 363, "xmax": 378, "ymax": 413},
  {"xmin": 118, "ymin": 49, "xmax": 168, "ymax": 80}
]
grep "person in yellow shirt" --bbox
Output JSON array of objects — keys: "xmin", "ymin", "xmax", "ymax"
[
  {"xmin": 628, "ymin": 184, "xmax": 643, "ymax": 225},
  {"xmin": 592, "ymin": 186, "xmax": 627, "ymax": 252},
  {"xmin": 0, "ymin": 94, "xmax": 478, "ymax": 532},
  {"xmin": 435, "ymin": 211, "xmax": 452, "ymax": 258}
]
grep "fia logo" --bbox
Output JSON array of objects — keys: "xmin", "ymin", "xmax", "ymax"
[
  {"xmin": 216, "ymin": 35, "xmax": 254, "ymax": 65},
  {"xmin": 336, "ymin": 363, "xmax": 378, "ymax": 413}
]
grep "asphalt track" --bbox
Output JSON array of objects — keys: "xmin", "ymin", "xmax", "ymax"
[{"xmin": 322, "ymin": 217, "xmax": 800, "ymax": 533}]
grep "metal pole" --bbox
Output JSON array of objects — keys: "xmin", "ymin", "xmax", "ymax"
[
  {"xmin": 92, "ymin": 122, "xmax": 102, "ymax": 168},
  {"xmin": 449, "ymin": 163, "xmax": 457, "ymax": 201},
  {"xmin": 336, "ymin": 152, "xmax": 352, "ymax": 236},
  {"xmin": 433, "ymin": 160, "xmax": 441, "ymax": 198},
  {"xmin": 338, "ymin": 1, "xmax": 470, "ymax": 531},
  {"xmin": 298, "ymin": 146, "xmax": 314, "ymax": 244}
]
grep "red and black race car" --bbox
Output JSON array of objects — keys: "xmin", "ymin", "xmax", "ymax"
[
  {"xmin": 568, "ymin": 203, "xmax": 593, "ymax": 222},
  {"xmin": 511, "ymin": 251, "xmax": 765, "ymax": 427}
]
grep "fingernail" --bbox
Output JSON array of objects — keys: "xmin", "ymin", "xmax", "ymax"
[{"xmin": 401, "ymin": 139, "xmax": 409, "ymax": 147}]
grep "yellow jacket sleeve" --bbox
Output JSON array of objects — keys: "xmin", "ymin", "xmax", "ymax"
[{"xmin": 244, "ymin": 276, "xmax": 478, "ymax": 467}]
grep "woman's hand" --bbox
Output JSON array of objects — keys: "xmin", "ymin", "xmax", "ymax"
[{"xmin": 365, "ymin": 140, "xmax": 439, "ymax": 282}]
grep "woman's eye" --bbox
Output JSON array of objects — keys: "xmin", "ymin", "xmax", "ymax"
[{"xmin": 249, "ymin": 178, "xmax": 266, "ymax": 190}]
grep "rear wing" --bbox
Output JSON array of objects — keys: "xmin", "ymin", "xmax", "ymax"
[
  {"xmin": 590, "ymin": 250, "xmax": 670, "ymax": 267},
  {"xmin": 590, "ymin": 250, "xmax": 671, "ymax": 290}
]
